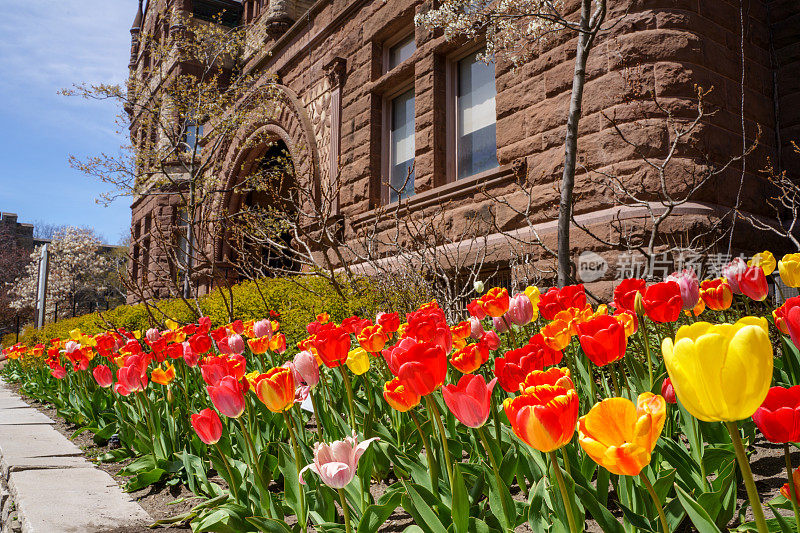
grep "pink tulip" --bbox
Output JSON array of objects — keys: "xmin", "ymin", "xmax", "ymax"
[
  {"xmin": 92, "ymin": 365, "xmax": 114, "ymax": 388},
  {"xmin": 481, "ymin": 330, "xmax": 500, "ymax": 351},
  {"xmin": 469, "ymin": 317, "xmax": 485, "ymax": 340},
  {"xmin": 146, "ymin": 328, "xmax": 161, "ymax": 343},
  {"xmin": 51, "ymin": 364, "xmax": 67, "ymax": 379},
  {"xmin": 191, "ymin": 408, "xmax": 223, "ymax": 445},
  {"xmin": 299, "ymin": 434, "xmax": 380, "ymax": 489},
  {"xmin": 665, "ymin": 269, "xmax": 700, "ymax": 311},
  {"xmin": 182, "ymin": 341, "xmax": 199, "ymax": 367},
  {"xmin": 64, "ymin": 340, "xmax": 80, "ymax": 354},
  {"xmin": 442, "ymin": 374, "xmax": 497, "ymax": 428},
  {"xmin": 207, "ymin": 376, "xmax": 245, "ymax": 418},
  {"xmin": 253, "ymin": 319, "xmax": 273, "ymax": 339},
  {"xmin": 114, "ymin": 355, "xmax": 149, "ymax": 396},
  {"xmin": 293, "ymin": 351, "xmax": 320, "ymax": 387},
  {"xmin": 506, "ymin": 294, "xmax": 534, "ymax": 325},
  {"xmin": 228, "ymin": 334, "xmax": 245, "ymax": 355},
  {"xmin": 492, "ymin": 316, "xmax": 509, "ymax": 333},
  {"xmin": 722, "ymin": 258, "xmax": 746, "ymax": 295}
]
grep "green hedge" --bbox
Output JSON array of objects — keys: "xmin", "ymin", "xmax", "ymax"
[{"xmin": 3, "ymin": 275, "xmax": 419, "ymax": 349}]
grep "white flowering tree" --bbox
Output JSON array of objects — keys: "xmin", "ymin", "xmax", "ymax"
[
  {"xmin": 9, "ymin": 227, "xmax": 123, "ymax": 321},
  {"xmin": 416, "ymin": 0, "xmax": 608, "ymax": 287}
]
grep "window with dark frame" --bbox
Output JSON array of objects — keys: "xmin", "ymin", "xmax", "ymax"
[
  {"xmin": 455, "ymin": 51, "xmax": 498, "ymax": 180},
  {"xmin": 387, "ymin": 89, "xmax": 415, "ymax": 203}
]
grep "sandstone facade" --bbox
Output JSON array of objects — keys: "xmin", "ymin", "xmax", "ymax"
[{"xmin": 127, "ymin": 0, "xmax": 800, "ymax": 303}]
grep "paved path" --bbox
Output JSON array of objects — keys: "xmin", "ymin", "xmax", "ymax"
[{"xmin": 0, "ymin": 379, "xmax": 151, "ymax": 533}]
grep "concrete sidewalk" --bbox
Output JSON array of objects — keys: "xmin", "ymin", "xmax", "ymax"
[{"xmin": 0, "ymin": 379, "xmax": 151, "ymax": 533}]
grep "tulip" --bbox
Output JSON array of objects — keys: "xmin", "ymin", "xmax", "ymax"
[
  {"xmin": 468, "ymin": 317, "xmax": 485, "ymax": 340},
  {"xmin": 614, "ymin": 309, "xmax": 638, "ymax": 336},
  {"xmin": 357, "ymin": 324, "xmax": 388, "ymax": 353},
  {"xmin": 481, "ymin": 330, "xmax": 500, "ymax": 350},
  {"xmin": 269, "ymin": 333, "xmax": 287, "ymax": 354},
  {"xmin": 643, "ymin": 281, "xmax": 683, "ymax": 323},
  {"xmin": 467, "ymin": 299, "xmax": 487, "ymax": 320},
  {"xmin": 722, "ymin": 258, "xmax": 747, "ymax": 294},
  {"xmin": 92, "ymin": 365, "xmax": 113, "ymax": 388},
  {"xmin": 346, "ymin": 348, "xmax": 370, "ymax": 375},
  {"xmin": 191, "ymin": 408, "xmax": 222, "ymax": 445},
  {"xmin": 313, "ymin": 324, "xmax": 351, "ymax": 368},
  {"xmin": 115, "ymin": 355, "xmax": 149, "ymax": 395},
  {"xmin": 613, "ymin": 278, "xmax": 646, "ymax": 313},
  {"xmin": 494, "ymin": 335, "xmax": 562, "ymax": 392},
  {"xmin": 227, "ymin": 334, "xmax": 245, "ymax": 355},
  {"xmin": 254, "ymin": 366, "xmax": 295, "ymax": 413},
  {"xmin": 442, "ymin": 374, "xmax": 497, "ymax": 428},
  {"xmin": 577, "ymin": 314, "xmax": 627, "ymax": 367},
  {"xmin": 738, "ymin": 264, "xmax": 769, "ymax": 301},
  {"xmin": 753, "ymin": 386, "xmax": 800, "ymax": 443},
  {"xmin": 51, "ymin": 364, "xmax": 67, "ymax": 379},
  {"xmin": 538, "ymin": 284, "xmax": 587, "ymax": 320},
  {"xmin": 780, "ymin": 253, "xmax": 800, "ymax": 288},
  {"xmin": 661, "ymin": 377, "xmax": 676, "ymax": 404},
  {"xmin": 299, "ymin": 433, "xmax": 380, "ymax": 489},
  {"xmin": 449, "ymin": 342, "xmax": 489, "ymax": 374},
  {"xmin": 782, "ymin": 468, "xmax": 800, "ymax": 503},
  {"xmin": 247, "ymin": 336, "xmax": 270, "ymax": 355},
  {"xmin": 749, "ymin": 251, "xmax": 777, "ymax": 275},
  {"xmin": 503, "ymin": 367, "xmax": 578, "ymax": 453},
  {"xmin": 474, "ymin": 280, "xmax": 485, "ymax": 293},
  {"xmin": 383, "ymin": 377, "xmax": 421, "ymax": 412},
  {"xmin": 541, "ymin": 319, "xmax": 572, "ymax": 351},
  {"xmin": 293, "ymin": 351, "xmax": 320, "ymax": 387},
  {"xmin": 384, "ymin": 340, "xmax": 447, "ymax": 397},
  {"xmin": 662, "ymin": 317, "xmax": 772, "ymax": 422},
  {"xmin": 578, "ymin": 393, "xmax": 666, "ymax": 476},
  {"xmin": 699, "ymin": 278, "xmax": 734, "ymax": 311},
  {"xmin": 151, "ymin": 363, "xmax": 176, "ymax": 385},
  {"xmin": 376, "ymin": 312, "xmax": 400, "ymax": 333},
  {"xmin": 146, "ymin": 328, "xmax": 161, "ymax": 343},
  {"xmin": 492, "ymin": 316, "xmax": 508, "ymax": 333},
  {"xmin": 188, "ymin": 333, "xmax": 212, "ymax": 355},
  {"xmin": 253, "ymin": 319, "xmax": 273, "ymax": 339},
  {"xmin": 207, "ymin": 375, "xmax": 246, "ymax": 418},
  {"xmin": 507, "ymin": 293, "xmax": 536, "ymax": 325},
  {"xmin": 665, "ymin": 269, "xmax": 700, "ymax": 310},
  {"xmin": 451, "ymin": 321, "xmax": 471, "ymax": 341},
  {"xmin": 774, "ymin": 297, "xmax": 800, "ymax": 335}
]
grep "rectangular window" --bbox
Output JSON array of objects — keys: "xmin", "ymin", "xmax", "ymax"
[
  {"xmin": 184, "ymin": 122, "xmax": 203, "ymax": 155},
  {"xmin": 387, "ymin": 34, "xmax": 415, "ymax": 71},
  {"xmin": 388, "ymin": 89, "xmax": 415, "ymax": 203},
  {"xmin": 456, "ymin": 52, "xmax": 497, "ymax": 180}
]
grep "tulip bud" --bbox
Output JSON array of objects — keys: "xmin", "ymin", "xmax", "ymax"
[
  {"xmin": 507, "ymin": 293, "xmax": 535, "ymax": 325},
  {"xmin": 469, "ymin": 317, "xmax": 485, "ymax": 340},
  {"xmin": 474, "ymin": 280, "xmax": 485, "ymax": 294},
  {"xmin": 660, "ymin": 377, "xmax": 676, "ymax": 404},
  {"xmin": 633, "ymin": 291, "xmax": 646, "ymax": 317}
]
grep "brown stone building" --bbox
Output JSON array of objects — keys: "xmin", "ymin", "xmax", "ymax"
[{"xmin": 126, "ymin": 0, "xmax": 800, "ymax": 302}]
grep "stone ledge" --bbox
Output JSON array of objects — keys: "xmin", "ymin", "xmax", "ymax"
[{"xmin": 0, "ymin": 379, "xmax": 151, "ymax": 533}]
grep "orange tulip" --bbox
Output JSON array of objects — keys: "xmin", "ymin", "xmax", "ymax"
[
  {"xmin": 699, "ymin": 279, "xmax": 733, "ymax": 311},
  {"xmin": 357, "ymin": 324, "xmax": 388, "ymax": 353},
  {"xmin": 478, "ymin": 287, "xmax": 510, "ymax": 317},
  {"xmin": 254, "ymin": 366, "xmax": 295, "ymax": 413},
  {"xmin": 541, "ymin": 319, "xmax": 572, "ymax": 351},
  {"xmin": 578, "ymin": 393, "xmax": 666, "ymax": 476},
  {"xmin": 248, "ymin": 336, "xmax": 270, "ymax": 354},
  {"xmin": 451, "ymin": 321, "xmax": 471, "ymax": 341},
  {"xmin": 383, "ymin": 377, "xmax": 421, "ymax": 412},
  {"xmin": 503, "ymin": 367, "xmax": 579, "ymax": 453},
  {"xmin": 151, "ymin": 363, "xmax": 176, "ymax": 385},
  {"xmin": 449, "ymin": 342, "xmax": 489, "ymax": 374}
]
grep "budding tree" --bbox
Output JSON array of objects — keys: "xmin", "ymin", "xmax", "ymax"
[{"xmin": 416, "ymin": 0, "xmax": 609, "ymax": 287}]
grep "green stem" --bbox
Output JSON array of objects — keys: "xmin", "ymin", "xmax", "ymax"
[
  {"xmin": 214, "ymin": 443, "xmax": 240, "ymax": 505},
  {"xmin": 338, "ymin": 488, "xmax": 352, "ymax": 533},
  {"xmin": 502, "ymin": 316, "xmax": 517, "ymax": 349},
  {"xmin": 784, "ymin": 444, "xmax": 800, "ymax": 533},
  {"xmin": 548, "ymin": 450, "xmax": 578, "ymax": 533},
  {"xmin": 725, "ymin": 421, "xmax": 768, "ymax": 533},
  {"xmin": 696, "ymin": 421, "xmax": 709, "ymax": 492},
  {"xmin": 639, "ymin": 316, "xmax": 654, "ymax": 391},
  {"xmin": 425, "ymin": 396, "xmax": 454, "ymax": 489},
  {"xmin": 640, "ymin": 472, "xmax": 669, "ymax": 533},
  {"xmin": 410, "ymin": 410, "xmax": 439, "ymax": 492},
  {"xmin": 339, "ymin": 365, "xmax": 357, "ymax": 429},
  {"xmin": 477, "ymin": 426, "xmax": 513, "ymax": 530},
  {"xmin": 310, "ymin": 389, "xmax": 325, "ymax": 441},
  {"xmin": 284, "ymin": 410, "xmax": 307, "ymax": 533},
  {"xmin": 610, "ymin": 365, "xmax": 621, "ymax": 397}
]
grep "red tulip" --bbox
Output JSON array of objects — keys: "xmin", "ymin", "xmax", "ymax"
[
  {"xmin": 643, "ymin": 281, "xmax": 683, "ymax": 323},
  {"xmin": 92, "ymin": 365, "xmax": 114, "ymax": 388},
  {"xmin": 577, "ymin": 314, "xmax": 627, "ymax": 367},
  {"xmin": 313, "ymin": 324, "xmax": 351, "ymax": 368},
  {"xmin": 538, "ymin": 284, "xmax": 587, "ymax": 320},
  {"xmin": 467, "ymin": 299, "xmax": 487, "ymax": 320},
  {"xmin": 191, "ymin": 408, "xmax": 223, "ymax": 445},
  {"xmin": 475, "ymin": 287, "xmax": 510, "ymax": 318},
  {"xmin": 443, "ymin": 374, "xmax": 497, "ymax": 428},
  {"xmin": 774, "ymin": 296, "xmax": 800, "ymax": 335},
  {"xmin": 738, "ymin": 265, "xmax": 769, "ymax": 301},
  {"xmin": 494, "ymin": 335, "xmax": 562, "ymax": 393},
  {"xmin": 613, "ymin": 278, "xmax": 646, "ymax": 313},
  {"xmin": 449, "ymin": 342, "xmax": 489, "ymax": 374},
  {"xmin": 115, "ymin": 355, "xmax": 149, "ymax": 395},
  {"xmin": 661, "ymin": 377, "xmax": 676, "ymax": 404},
  {"xmin": 376, "ymin": 312, "xmax": 401, "ymax": 333},
  {"xmin": 383, "ymin": 377, "xmax": 421, "ymax": 412},
  {"xmin": 752, "ymin": 385, "xmax": 800, "ymax": 443},
  {"xmin": 207, "ymin": 375, "xmax": 246, "ymax": 418},
  {"xmin": 481, "ymin": 330, "xmax": 500, "ymax": 350},
  {"xmin": 786, "ymin": 306, "xmax": 800, "ymax": 351},
  {"xmin": 385, "ymin": 340, "xmax": 447, "ymax": 397},
  {"xmin": 189, "ymin": 333, "xmax": 212, "ymax": 355}
]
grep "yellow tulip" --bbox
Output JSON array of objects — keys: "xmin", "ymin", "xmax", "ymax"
[
  {"xmin": 748, "ymin": 251, "xmax": 776, "ymax": 276},
  {"xmin": 779, "ymin": 253, "xmax": 800, "ymax": 288},
  {"xmin": 69, "ymin": 328, "xmax": 82, "ymax": 341},
  {"xmin": 165, "ymin": 319, "xmax": 180, "ymax": 331},
  {"xmin": 524, "ymin": 286, "xmax": 541, "ymax": 306},
  {"xmin": 661, "ymin": 317, "xmax": 772, "ymax": 422},
  {"xmin": 346, "ymin": 347, "xmax": 370, "ymax": 375}
]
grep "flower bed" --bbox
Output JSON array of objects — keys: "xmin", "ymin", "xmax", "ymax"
[{"xmin": 4, "ymin": 251, "xmax": 800, "ymax": 533}]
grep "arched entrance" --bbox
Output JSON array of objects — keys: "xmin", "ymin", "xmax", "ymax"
[{"xmin": 224, "ymin": 139, "xmax": 301, "ymax": 281}]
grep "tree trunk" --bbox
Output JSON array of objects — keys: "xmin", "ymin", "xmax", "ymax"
[{"xmin": 557, "ymin": 0, "xmax": 593, "ymax": 288}]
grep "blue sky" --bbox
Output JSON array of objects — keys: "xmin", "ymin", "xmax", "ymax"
[{"xmin": 0, "ymin": 1, "xmax": 135, "ymax": 244}]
